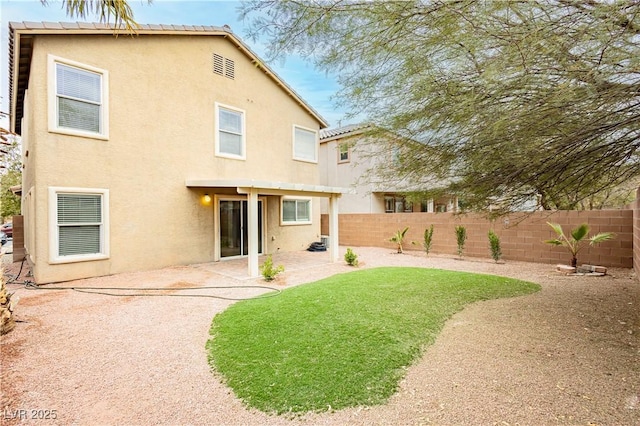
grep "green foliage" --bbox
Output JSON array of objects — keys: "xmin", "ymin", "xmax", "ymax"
[
  {"xmin": 344, "ymin": 247, "xmax": 358, "ymax": 266},
  {"xmin": 0, "ymin": 170, "xmax": 21, "ymax": 219},
  {"xmin": 389, "ymin": 226, "xmax": 409, "ymax": 253},
  {"xmin": 242, "ymin": 1, "xmax": 640, "ymax": 213},
  {"xmin": 0, "ymin": 130, "xmax": 22, "ymax": 220},
  {"xmin": 544, "ymin": 222, "xmax": 615, "ymax": 267},
  {"xmin": 208, "ymin": 267, "xmax": 539, "ymax": 414},
  {"xmin": 488, "ymin": 230, "xmax": 502, "ymax": 263},
  {"xmin": 43, "ymin": 0, "xmax": 146, "ymax": 31},
  {"xmin": 423, "ymin": 225, "xmax": 434, "ymax": 255},
  {"xmin": 455, "ymin": 225, "xmax": 467, "ymax": 257},
  {"xmin": 259, "ymin": 255, "xmax": 284, "ymax": 281}
]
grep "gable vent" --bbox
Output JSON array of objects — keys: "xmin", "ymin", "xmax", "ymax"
[
  {"xmin": 224, "ymin": 58, "xmax": 234, "ymax": 79},
  {"xmin": 212, "ymin": 53, "xmax": 235, "ymax": 80}
]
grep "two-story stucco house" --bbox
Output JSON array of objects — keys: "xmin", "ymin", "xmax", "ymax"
[
  {"xmin": 319, "ymin": 124, "xmax": 458, "ymax": 214},
  {"xmin": 8, "ymin": 22, "xmax": 345, "ymax": 284}
]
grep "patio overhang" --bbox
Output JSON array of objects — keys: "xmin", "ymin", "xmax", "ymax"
[
  {"xmin": 185, "ymin": 178, "xmax": 350, "ymax": 197},
  {"xmin": 186, "ymin": 179, "xmax": 349, "ymax": 278}
]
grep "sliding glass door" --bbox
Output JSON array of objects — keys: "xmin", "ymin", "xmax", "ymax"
[{"xmin": 219, "ymin": 199, "xmax": 263, "ymax": 258}]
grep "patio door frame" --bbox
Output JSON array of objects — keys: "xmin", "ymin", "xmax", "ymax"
[{"xmin": 214, "ymin": 195, "xmax": 266, "ymax": 261}]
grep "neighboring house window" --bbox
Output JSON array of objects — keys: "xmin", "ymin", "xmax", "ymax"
[
  {"xmin": 48, "ymin": 55, "xmax": 109, "ymax": 139},
  {"xmin": 281, "ymin": 197, "xmax": 312, "ymax": 225},
  {"xmin": 215, "ymin": 103, "xmax": 245, "ymax": 159},
  {"xmin": 384, "ymin": 195, "xmax": 411, "ymax": 213},
  {"xmin": 385, "ymin": 196, "xmax": 395, "ymax": 213},
  {"xmin": 49, "ymin": 187, "xmax": 109, "ymax": 263},
  {"xmin": 338, "ymin": 143, "xmax": 350, "ymax": 163},
  {"xmin": 293, "ymin": 126, "xmax": 318, "ymax": 163}
]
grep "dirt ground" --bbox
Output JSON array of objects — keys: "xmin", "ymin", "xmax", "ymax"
[{"xmin": 1, "ymin": 247, "xmax": 639, "ymax": 425}]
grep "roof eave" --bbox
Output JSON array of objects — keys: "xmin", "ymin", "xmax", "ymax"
[{"xmin": 8, "ymin": 21, "xmax": 329, "ymax": 133}]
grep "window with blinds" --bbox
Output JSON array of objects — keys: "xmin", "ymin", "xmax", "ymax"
[
  {"xmin": 215, "ymin": 103, "xmax": 245, "ymax": 159},
  {"xmin": 56, "ymin": 63, "xmax": 103, "ymax": 133},
  {"xmin": 49, "ymin": 187, "xmax": 109, "ymax": 263},
  {"xmin": 48, "ymin": 55, "xmax": 108, "ymax": 139},
  {"xmin": 57, "ymin": 193, "xmax": 103, "ymax": 256},
  {"xmin": 293, "ymin": 126, "xmax": 318, "ymax": 163},
  {"xmin": 281, "ymin": 198, "xmax": 311, "ymax": 224}
]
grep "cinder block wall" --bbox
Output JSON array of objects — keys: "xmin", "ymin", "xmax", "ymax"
[
  {"xmin": 322, "ymin": 209, "xmax": 633, "ymax": 268},
  {"xmin": 632, "ymin": 189, "xmax": 640, "ymax": 274}
]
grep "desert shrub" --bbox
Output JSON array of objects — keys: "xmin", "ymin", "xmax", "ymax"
[
  {"xmin": 260, "ymin": 255, "xmax": 284, "ymax": 281},
  {"xmin": 455, "ymin": 225, "xmax": 467, "ymax": 257},
  {"xmin": 344, "ymin": 248, "xmax": 359, "ymax": 266},
  {"xmin": 488, "ymin": 230, "xmax": 502, "ymax": 262}
]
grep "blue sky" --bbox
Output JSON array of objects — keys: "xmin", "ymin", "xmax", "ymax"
[{"xmin": 0, "ymin": 0, "xmax": 348, "ymax": 129}]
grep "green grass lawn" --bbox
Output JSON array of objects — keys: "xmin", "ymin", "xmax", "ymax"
[{"xmin": 207, "ymin": 267, "xmax": 540, "ymax": 414}]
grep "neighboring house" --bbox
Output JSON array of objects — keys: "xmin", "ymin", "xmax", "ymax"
[
  {"xmin": 319, "ymin": 124, "xmax": 458, "ymax": 214},
  {"xmin": 8, "ymin": 22, "xmax": 347, "ymax": 283}
]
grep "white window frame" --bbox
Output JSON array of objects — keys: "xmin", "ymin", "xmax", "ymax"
[
  {"xmin": 338, "ymin": 142, "xmax": 350, "ymax": 163},
  {"xmin": 281, "ymin": 196, "xmax": 312, "ymax": 225},
  {"xmin": 48, "ymin": 55, "xmax": 109, "ymax": 140},
  {"xmin": 292, "ymin": 125, "xmax": 318, "ymax": 163},
  {"xmin": 48, "ymin": 187, "xmax": 110, "ymax": 264},
  {"xmin": 215, "ymin": 102, "xmax": 246, "ymax": 160}
]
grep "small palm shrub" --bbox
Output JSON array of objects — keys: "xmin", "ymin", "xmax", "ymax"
[
  {"xmin": 488, "ymin": 230, "xmax": 502, "ymax": 263},
  {"xmin": 344, "ymin": 248, "xmax": 359, "ymax": 266},
  {"xmin": 423, "ymin": 225, "xmax": 434, "ymax": 256},
  {"xmin": 544, "ymin": 222, "xmax": 614, "ymax": 267},
  {"xmin": 455, "ymin": 225, "xmax": 467, "ymax": 257},
  {"xmin": 390, "ymin": 227, "xmax": 410, "ymax": 253},
  {"xmin": 260, "ymin": 255, "xmax": 284, "ymax": 281}
]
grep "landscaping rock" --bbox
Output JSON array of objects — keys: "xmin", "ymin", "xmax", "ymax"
[
  {"xmin": 579, "ymin": 264, "xmax": 608, "ymax": 274},
  {"xmin": 556, "ymin": 264, "xmax": 576, "ymax": 274}
]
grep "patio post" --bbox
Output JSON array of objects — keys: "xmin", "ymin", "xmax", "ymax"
[
  {"xmin": 329, "ymin": 194, "xmax": 339, "ymax": 262},
  {"xmin": 247, "ymin": 188, "xmax": 259, "ymax": 277}
]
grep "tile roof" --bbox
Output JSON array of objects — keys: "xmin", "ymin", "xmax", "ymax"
[
  {"xmin": 319, "ymin": 123, "xmax": 369, "ymax": 141},
  {"xmin": 10, "ymin": 21, "xmax": 232, "ymax": 33}
]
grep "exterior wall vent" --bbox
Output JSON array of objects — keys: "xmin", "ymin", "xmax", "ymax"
[{"xmin": 213, "ymin": 53, "xmax": 234, "ymax": 80}]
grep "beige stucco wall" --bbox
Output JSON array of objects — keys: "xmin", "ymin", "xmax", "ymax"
[
  {"xmin": 319, "ymin": 137, "xmax": 385, "ymax": 214},
  {"xmin": 25, "ymin": 33, "xmax": 324, "ymax": 283},
  {"xmin": 319, "ymin": 134, "xmax": 457, "ymax": 214}
]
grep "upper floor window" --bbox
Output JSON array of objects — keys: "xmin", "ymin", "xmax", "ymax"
[
  {"xmin": 215, "ymin": 103, "xmax": 245, "ymax": 160},
  {"xmin": 338, "ymin": 142, "xmax": 350, "ymax": 163},
  {"xmin": 293, "ymin": 125, "xmax": 317, "ymax": 163},
  {"xmin": 48, "ymin": 55, "xmax": 109, "ymax": 139}
]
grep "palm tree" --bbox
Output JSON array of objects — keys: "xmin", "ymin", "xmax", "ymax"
[
  {"xmin": 42, "ymin": 0, "xmax": 144, "ymax": 31},
  {"xmin": 544, "ymin": 222, "xmax": 615, "ymax": 268}
]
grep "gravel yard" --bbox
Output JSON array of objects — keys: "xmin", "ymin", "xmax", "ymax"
[{"xmin": 1, "ymin": 247, "xmax": 638, "ymax": 425}]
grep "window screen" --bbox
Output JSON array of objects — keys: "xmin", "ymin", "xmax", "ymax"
[
  {"xmin": 294, "ymin": 127, "xmax": 317, "ymax": 161},
  {"xmin": 57, "ymin": 193, "xmax": 102, "ymax": 256},
  {"xmin": 218, "ymin": 107, "xmax": 243, "ymax": 157},
  {"xmin": 56, "ymin": 63, "xmax": 102, "ymax": 133},
  {"xmin": 282, "ymin": 199, "xmax": 311, "ymax": 223}
]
